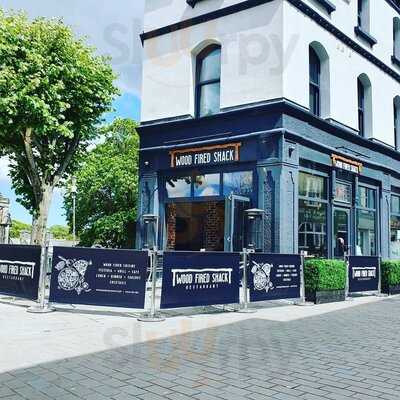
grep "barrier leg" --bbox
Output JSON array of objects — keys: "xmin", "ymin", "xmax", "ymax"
[
  {"xmin": 295, "ymin": 253, "xmax": 313, "ymax": 306},
  {"xmin": 138, "ymin": 248, "xmax": 165, "ymax": 322},
  {"xmin": 376, "ymin": 256, "xmax": 387, "ymax": 297},
  {"xmin": 238, "ymin": 249, "xmax": 256, "ymax": 314},
  {"xmin": 27, "ymin": 245, "xmax": 55, "ymax": 314}
]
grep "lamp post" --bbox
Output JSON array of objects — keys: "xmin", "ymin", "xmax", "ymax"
[
  {"xmin": 71, "ymin": 177, "xmax": 77, "ymax": 245},
  {"xmin": 245, "ymin": 208, "xmax": 264, "ymax": 251}
]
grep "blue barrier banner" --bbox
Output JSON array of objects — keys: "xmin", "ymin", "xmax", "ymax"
[
  {"xmin": 160, "ymin": 251, "xmax": 240, "ymax": 309},
  {"xmin": 49, "ymin": 247, "xmax": 148, "ymax": 308},
  {"xmin": 348, "ymin": 256, "xmax": 379, "ymax": 293},
  {"xmin": 249, "ymin": 253, "xmax": 302, "ymax": 302},
  {"xmin": 0, "ymin": 245, "xmax": 41, "ymax": 300}
]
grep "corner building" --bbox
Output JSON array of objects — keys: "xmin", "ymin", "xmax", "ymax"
[{"xmin": 137, "ymin": 0, "xmax": 400, "ymax": 259}]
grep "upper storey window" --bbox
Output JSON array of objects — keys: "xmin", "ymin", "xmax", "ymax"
[
  {"xmin": 195, "ymin": 45, "xmax": 221, "ymax": 118},
  {"xmin": 357, "ymin": 74, "xmax": 372, "ymax": 138},
  {"xmin": 393, "ymin": 18, "xmax": 400, "ymax": 66},
  {"xmin": 355, "ymin": 0, "xmax": 377, "ymax": 47},
  {"xmin": 309, "ymin": 47, "xmax": 321, "ymax": 117}
]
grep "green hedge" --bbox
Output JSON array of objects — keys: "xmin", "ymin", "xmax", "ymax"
[
  {"xmin": 304, "ymin": 259, "xmax": 346, "ymax": 292},
  {"xmin": 381, "ymin": 261, "xmax": 400, "ymax": 287}
]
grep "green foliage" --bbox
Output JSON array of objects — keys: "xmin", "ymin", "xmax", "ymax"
[
  {"xmin": 0, "ymin": 10, "xmax": 119, "ymax": 243},
  {"xmin": 49, "ymin": 225, "xmax": 73, "ymax": 241},
  {"xmin": 381, "ymin": 261, "xmax": 400, "ymax": 287},
  {"xmin": 10, "ymin": 219, "xmax": 31, "ymax": 238},
  {"xmin": 304, "ymin": 259, "xmax": 347, "ymax": 292},
  {"xmin": 64, "ymin": 118, "xmax": 139, "ymax": 248}
]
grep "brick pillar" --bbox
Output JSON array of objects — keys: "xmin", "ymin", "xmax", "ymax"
[
  {"xmin": 205, "ymin": 202, "xmax": 224, "ymax": 251},
  {"xmin": 166, "ymin": 204, "xmax": 177, "ymax": 250}
]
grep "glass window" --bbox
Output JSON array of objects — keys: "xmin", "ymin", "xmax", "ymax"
[
  {"xmin": 166, "ymin": 177, "xmax": 191, "ymax": 198},
  {"xmin": 223, "ymin": 171, "xmax": 253, "ymax": 196},
  {"xmin": 196, "ymin": 45, "xmax": 221, "ymax": 118},
  {"xmin": 358, "ymin": 186, "xmax": 376, "ymax": 209},
  {"xmin": 392, "ymin": 195, "xmax": 400, "ymax": 214},
  {"xmin": 299, "ymin": 172, "xmax": 326, "ymax": 199},
  {"xmin": 309, "ymin": 47, "xmax": 321, "ymax": 117},
  {"xmin": 335, "ymin": 182, "xmax": 352, "ymax": 204},
  {"xmin": 356, "ymin": 210, "xmax": 376, "ymax": 256},
  {"xmin": 391, "ymin": 215, "xmax": 400, "ymax": 259},
  {"xmin": 193, "ymin": 174, "xmax": 220, "ymax": 197},
  {"xmin": 298, "ymin": 200, "xmax": 328, "ymax": 258}
]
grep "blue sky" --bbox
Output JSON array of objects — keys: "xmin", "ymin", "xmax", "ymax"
[{"xmin": 0, "ymin": 0, "xmax": 145, "ymax": 226}]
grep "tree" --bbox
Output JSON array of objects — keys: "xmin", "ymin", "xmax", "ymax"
[
  {"xmin": 49, "ymin": 225, "xmax": 73, "ymax": 241},
  {"xmin": 0, "ymin": 10, "xmax": 119, "ymax": 245},
  {"xmin": 10, "ymin": 219, "xmax": 31, "ymax": 239},
  {"xmin": 64, "ymin": 118, "xmax": 139, "ymax": 248}
]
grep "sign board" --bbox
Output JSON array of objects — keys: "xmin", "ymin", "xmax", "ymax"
[
  {"xmin": 249, "ymin": 253, "xmax": 302, "ymax": 302},
  {"xmin": 49, "ymin": 247, "xmax": 148, "ymax": 308},
  {"xmin": 332, "ymin": 154, "xmax": 363, "ymax": 174},
  {"xmin": 160, "ymin": 251, "xmax": 240, "ymax": 309},
  {"xmin": 170, "ymin": 143, "xmax": 241, "ymax": 168},
  {"xmin": 348, "ymin": 256, "xmax": 380, "ymax": 293},
  {"xmin": 0, "ymin": 245, "xmax": 41, "ymax": 300}
]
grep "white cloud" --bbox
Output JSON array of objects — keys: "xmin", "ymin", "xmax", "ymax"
[{"xmin": 0, "ymin": 0, "xmax": 145, "ymax": 95}]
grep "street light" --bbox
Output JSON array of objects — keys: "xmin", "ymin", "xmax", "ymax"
[
  {"xmin": 245, "ymin": 208, "xmax": 264, "ymax": 251},
  {"xmin": 70, "ymin": 177, "xmax": 77, "ymax": 245}
]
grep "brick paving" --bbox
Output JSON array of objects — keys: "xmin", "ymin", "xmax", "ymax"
[{"xmin": 1, "ymin": 297, "xmax": 400, "ymax": 399}]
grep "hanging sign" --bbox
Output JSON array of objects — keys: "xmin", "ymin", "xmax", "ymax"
[
  {"xmin": 160, "ymin": 251, "xmax": 240, "ymax": 309},
  {"xmin": 49, "ymin": 247, "xmax": 148, "ymax": 309},
  {"xmin": 332, "ymin": 154, "xmax": 363, "ymax": 174},
  {"xmin": 249, "ymin": 253, "xmax": 302, "ymax": 302},
  {"xmin": 348, "ymin": 256, "xmax": 380, "ymax": 293},
  {"xmin": 0, "ymin": 245, "xmax": 41, "ymax": 300},
  {"xmin": 170, "ymin": 143, "xmax": 241, "ymax": 168}
]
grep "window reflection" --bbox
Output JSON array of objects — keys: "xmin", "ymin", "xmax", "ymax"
[
  {"xmin": 166, "ymin": 177, "xmax": 191, "ymax": 198},
  {"xmin": 391, "ymin": 216, "xmax": 400, "ymax": 259},
  {"xmin": 223, "ymin": 171, "xmax": 253, "ymax": 196},
  {"xmin": 356, "ymin": 209, "xmax": 376, "ymax": 256},
  {"xmin": 299, "ymin": 172, "xmax": 326, "ymax": 199},
  {"xmin": 194, "ymin": 174, "xmax": 220, "ymax": 197}
]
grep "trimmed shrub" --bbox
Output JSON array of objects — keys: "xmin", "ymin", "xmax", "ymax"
[
  {"xmin": 304, "ymin": 259, "xmax": 346, "ymax": 292},
  {"xmin": 381, "ymin": 261, "xmax": 400, "ymax": 288}
]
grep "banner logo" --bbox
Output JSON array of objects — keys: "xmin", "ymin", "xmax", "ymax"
[
  {"xmin": 251, "ymin": 262, "xmax": 274, "ymax": 293},
  {"xmin": 55, "ymin": 256, "xmax": 91, "ymax": 295},
  {"xmin": 171, "ymin": 268, "xmax": 232, "ymax": 290}
]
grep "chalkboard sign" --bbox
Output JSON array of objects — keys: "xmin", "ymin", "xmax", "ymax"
[
  {"xmin": 249, "ymin": 253, "xmax": 302, "ymax": 302},
  {"xmin": 160, "ymin": 251, "xmax": 240, "ymax": 309},
  {"xmin": 0, "ymin": 245, "xmax": 41, "ymax": 300},
  {"xmin": 49, "ymin": 247, "xmax": 148, "ymax": 309}
]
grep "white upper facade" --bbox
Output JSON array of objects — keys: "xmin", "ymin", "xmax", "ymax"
[{"xmin": 141, "ymin": 0, "xmax": 400, "ymax": 147}]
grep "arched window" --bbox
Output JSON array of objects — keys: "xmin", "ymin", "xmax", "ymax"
[
  {"xmin": 309, "ymin": 43, "xmax": 330, "ymax": 118},
  {"xmin": 309, "ymin": 47, "xmax": 321, "ymax": 116},
  {"xmin": 394, "ymin": 18, "xmax": 400, "ymax": 60},
  {"xmin": 357, "ymin": 74, "xmax": 372, "ymax": 137},
  {"xmin": 394, "ymin": 96, "xmax": 400, "ymax": 149},
  {"xmin": 195, "ymin": 45, "xmax": 221, "ymax": 118}
]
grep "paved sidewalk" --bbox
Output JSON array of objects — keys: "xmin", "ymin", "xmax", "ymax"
[{"xmin": 0, "ymin": 296, "xmax": 399, "ymax": 399}]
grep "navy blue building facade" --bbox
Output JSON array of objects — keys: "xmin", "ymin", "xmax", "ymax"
[{"xmin": 137, "ymin": 99, "xmax": 400, "ymax": 259}]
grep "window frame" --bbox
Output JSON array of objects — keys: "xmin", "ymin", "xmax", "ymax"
[
  {"xmin": 309, "ymin": 47, "xmax": 321, "ymax": 117},
  {"xmin": 358, "ymin": 78, "xmax": 365, "ymax": 137},
  {"xmin": 195, "ymin": 44, "xmax": 221, "ymax": 118}
]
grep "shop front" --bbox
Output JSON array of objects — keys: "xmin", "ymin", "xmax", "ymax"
[
  {"xmin": 137, "ymin": 106, "xmax": 400, "ymax": 260},
  {"xmin": 139, "ymin": 138, "xmax": 261, "ymax": 252}
]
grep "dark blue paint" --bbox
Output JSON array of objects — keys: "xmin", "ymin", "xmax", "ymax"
[
  {"xmin": 49, "ymin": 247, "xmax": 148, "ymax": 309},
  {"xmin": 348, "ymin": 256, "xmax": 380, "ymax": 293},
  {"xmin": 0, "ymin": 245, "xmax": 41, "ymax": 300},
  {"xmin": 249, "ymin": 253, "xmax": 302, "ymax": 301},
  {"xmin": 160, "ymin": 251, "xmax": 240, "ymax": 309}
]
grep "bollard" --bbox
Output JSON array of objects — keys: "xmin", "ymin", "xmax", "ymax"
[
  {"xmin": 344, "ymin": 252, "xmax": 352, "ymax": 301},
  {"xmin": 294, "ymin": 252, "xmax": 312, "ymax": 306},
  {"xmin": 27, "ymin": 245, "xmax": 55, "ymax": 314},
  {"xmin": 238, "ymin": 248, "xmax": 256, "ymax": 313},
  {"xmin": 138, "ymin": 248, "xmax": 165, "ymax": 322}
]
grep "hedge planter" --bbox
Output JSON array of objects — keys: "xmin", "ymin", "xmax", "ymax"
[
  {"xmin": 304, "ymin": 259, "xmax": 346, "ymax": 304},
  {"xmin": 306, "ymin": 289, "xmax": 346, "ymax": 305},
  {"xmin": 382, "ymin": 284, "xmax": 400, "ymax": 296},
  {"xmin": 381, "ymin": 261, "xmax": 400, "ymax": 295}
]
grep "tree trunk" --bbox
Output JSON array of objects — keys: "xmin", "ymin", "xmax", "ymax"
[{"xmin": 31, "ymin": 185, "xmax": 54, "ymax": 246}]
